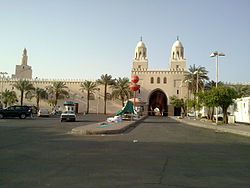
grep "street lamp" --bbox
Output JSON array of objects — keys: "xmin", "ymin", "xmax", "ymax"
[
  {"xmin": 194, "ymin": 70, "xmax": 200, "ymax": 119},
  {"xmin": 210, "ymin": 51, "xmax": 225, "ymax": 124}
]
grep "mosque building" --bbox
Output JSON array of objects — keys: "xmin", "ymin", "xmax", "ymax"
[
  {"xmin": 131, "ymin": 37, "xmax": 188, "ymax": 116},
  {"xmin": 1, "ymin": 38, "xmax": 188, "ymax": 115}
]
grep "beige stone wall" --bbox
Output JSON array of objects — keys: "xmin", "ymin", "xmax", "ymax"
[
  {"xmin": 12, "ymin": 65, "xmax": 32, "ymax": 79},
  {"xmin": 0, "ymin": 79, "xmax": 123, "ymax": 114}
]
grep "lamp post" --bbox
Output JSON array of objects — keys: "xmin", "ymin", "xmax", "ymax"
[
  {"xmin": 210, "ymin": 51, "xmax": 225, "ymax": 124},
  {"xmin": 194, "ymin": 70, "xmax": 199, "ymax": 119},
  {"xmin": 96, "ymin": 88, "xmax": 100, "ymax": 114},
  {"xmin": 0, "ymin": 72, "xmax": 8, "ymax": 105}
]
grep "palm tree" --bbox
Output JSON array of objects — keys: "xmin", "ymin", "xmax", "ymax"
[
  {"xmin": 111, "ymin": 77, "xmax": 131, "ymax": 107},
  {"xmin": 204, "ymin": 80, "xmax": 224, "ymax": 91},
  {"xmin": 184, "ymin": 64, "xmax": 209, "ymax": 94},
  {"xmin": 97, "ymin": 74, "xmax": 115, "ymax": 114},
  {"xmin": 231, "ymin": 84, "xmax": 250, "ymax": 98},
  {"xmin": 27, "ymin": 87, "xmax": 48, "ymax": 109},
  {"xmin": 13, "ymin": 79, "xmax": 34, "ymax": 105},
  {"xmin": 0, "ymin": 89, "xmax": 18, "ymax": 107},
  {"xmin": 46, "ymin": 82, "xmax": 69, "ymax": 107},
  {"xmin": 80, "ymin": 80, "xmax": 97, "ymax": 114}
]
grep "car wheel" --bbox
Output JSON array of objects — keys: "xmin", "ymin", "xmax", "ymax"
[
  {"xmin": 72, "ymin": 118, "xmax": 76, "ymax": 122},
  {"xmin": 20, "ymin": 114, "xmax": 26, "ymax": 119},
  {"xmin": 0, "ymin": 114, "xmax": 4, "ymax": 119}
]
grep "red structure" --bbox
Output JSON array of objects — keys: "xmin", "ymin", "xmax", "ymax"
[
  {"xmin": 130, "ymin": 76, "xmax": 140, "ymax": 110},
  {"xmin": 129, "ymin": 84, "xmax": 140, "ymax": 91},
  {"xmin": 131, "ymin": 75, "xmax": 139, "ymax": 84}
]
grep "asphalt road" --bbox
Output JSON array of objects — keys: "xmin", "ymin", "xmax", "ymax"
[{"xmin": 0, "ymin": 115, "xmax": 250, "ymax": 188}]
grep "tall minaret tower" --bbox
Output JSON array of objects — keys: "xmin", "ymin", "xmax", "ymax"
[
  {"xmin": 132, "ymin": 37, "xmax": 148, "ymax": 70},
  {"xmin": 20, "ymin": 48, "xmax": 28, "ymax": 66},
  {"xmin": 12, "ymin": 48, "xmax": 32, "ymax": 79},
  {"xmin": 169, "ymin": 37, "xmax": 186, "ymax": 70}
]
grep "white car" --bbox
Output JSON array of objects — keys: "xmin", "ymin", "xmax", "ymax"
[
  {"xmin": 37, "ymin": 109, "xmax": 50, "ymax": 117},
  {"xmin": 213, "ymin": 114, "xmax": 224, "ymax": 121},
  {"xmin": 187, "ymin": 112, "xmax": 196, "ymax": 117},
  {"xmin": 61, "ymin": 111, "xmax": 76, "ymax": 122}
]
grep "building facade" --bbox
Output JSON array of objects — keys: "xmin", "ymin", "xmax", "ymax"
[
  {"xmin": 131, "ymin": 38, "xmax": 188, "ymax": 116},
  {"xmin": 1, "ymin": 40, "xmax": 189, "ymax": 115}
]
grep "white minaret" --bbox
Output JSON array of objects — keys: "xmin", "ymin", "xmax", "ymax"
[
  {"xmin": 169, "ymin": 37, "xmax": 186, "ymax": 70},
  {"xmin": 132, "ymin": 37, "xmax": 148, "ymax": 70}
]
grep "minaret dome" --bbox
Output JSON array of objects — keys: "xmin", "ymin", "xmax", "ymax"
[{"xmin": 171, "ymin": 37, "xmax": 184, "ymax": 60}]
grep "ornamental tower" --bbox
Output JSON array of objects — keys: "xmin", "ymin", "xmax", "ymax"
[
  {"xmin": 169, "ymin": 37, "xmax": 186, "ymax": 70},
  {"xmin": 132, "ymin": 37, "xmax": 148, "ymax": 70}
]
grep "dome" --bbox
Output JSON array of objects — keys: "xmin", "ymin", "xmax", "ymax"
[
  {"xmin": 172, "ymin": 40, "xmax": 183, "ymax": 48},
  {"xmin": 136, "ymin": 41, "xmax": 146, "ymax": 48}
]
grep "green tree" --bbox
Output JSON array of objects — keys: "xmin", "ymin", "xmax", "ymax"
[
  {"xmin": 13, "ymin": 79, "xmax": 34, "ymax": 105},
  {"xmin": 0, "ymin": 89, "xmax": 18, "ymax": 107},
  {"xmin": 198, "ymin": 90, "xmax": 217, "ymax": 120},
  {"xmin": 170, "ymin": 95, "xmax": 187, "ymax": 115},
  {"xmin": 97, "ymin": 74, "xmax": 115, "ymax": 114},
  {"xmin": 26, "ymin": 87, "xmax": 48, "ymax": 109},
  {"xmin": 46, "ymin": 82, "xmax": 69, "ymax": 107},
  {"xmin": 204, "ymin": 80, "xmax": 224, "ymax": 91},
  {"xmin": 231, "ymin": 84, "xmax": 250, "ymax": 98},
  {"xmin": 80, "ymin": 80, "xmax": 97, "ymax": 114},
  {"xmin": 111, "ymin": 77, "xmax": 131, "ymax": 107},
  {"xmin": 211, "ymin": 86, "xmax": 238, "ymax": 124},
  {"xmin": 184, "ymin": 64, "xmax": 209, "ymax": 94},
  {"xmin": 202, "ymin": 81, "xmax": 224, "ymax": 119}
]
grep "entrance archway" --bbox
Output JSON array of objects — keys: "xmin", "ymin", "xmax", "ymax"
[{"xmin": 148, "ymin": 89, "xmax": 168, "ymax": 116}]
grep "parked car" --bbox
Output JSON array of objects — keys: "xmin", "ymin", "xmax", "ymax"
[
  {"xmin": 0, "ymin": 105, "xmax": 33, "ymax": 119},
  {"xmin": 60, "ymin": 111, "xmax": 76, "ymax": 122},
  {"xmin": 37, "ymin": 109, "xmax": 50, "ymax": 117},
  {"xmin": 187, "ymin": 112, "xmax": 196, "ymax": 117}
]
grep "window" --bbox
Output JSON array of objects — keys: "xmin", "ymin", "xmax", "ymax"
[
  {"xmin": 150, "ymin": 77, "xmax": 154, "ymax": 84},
  {"xmin": 157, "ymin": 77, "xmax": 160, "ymax": 84},
  {"xmin": 176, "ymin": 65, "xmax": 179, "ymax": 69},
  {"xmin": 106, "ymin": 93, "xmax": 112, "ymax": 100},
  {"xmin": 89, "ymin": 93, "xmax": 95, "ymax": 100},
  {"xmin": 163, "ymin": 77, "xmax": 167, "ymax": 84},
  {"xmin": 138, "ymin": 65, "xmax": 141, "ymax": 69},
  {"xmin": 177, "ymin": 90, "xmax": 179, "ymax": 95}
]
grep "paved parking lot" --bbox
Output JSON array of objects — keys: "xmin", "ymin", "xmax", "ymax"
[{"xmin": 0, "ymin": 115, "xmax": 250, "ymax": 188}]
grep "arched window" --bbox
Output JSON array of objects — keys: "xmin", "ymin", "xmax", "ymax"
[
  {"xmin": 89, "ymin": 93, "xmax": 95, "ymax": 100},
  {"xmin": 163, "ymin": 77, "xmax": 167, "ymax": 84},
  {"xmin": 106, "ymin": 93, "xmax": 112, "ymax": 100},
  {"xmin": 150, "ymin": 77, "xmax": 154, "ymax": 84},
  {"xmin": 139, "ymin": 52, "xmax": 142, "ymax": 58},
  {"xmin": 177, "ymin": 51, "xmax": 179, "ymax": 59},
  {"xmin": 135, "ymin": 52, "xmax": 137, "ymax": 58},
  {"xmin": 173, "ymin": 52, "xmax": 175, "ymax": 58},
  {"xmin": 157, "ymin": 77, "xmax": 160, "ymax": 84}
]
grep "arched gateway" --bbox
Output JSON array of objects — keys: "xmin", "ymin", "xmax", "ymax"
[{"xmin": 148, "ymin": 89, "xmax": 168, "ymax": 116}]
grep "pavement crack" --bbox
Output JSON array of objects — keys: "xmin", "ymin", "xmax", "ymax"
[{"xmin": 159, "ymin": 155, "xmax": 168, "ymax": 184}]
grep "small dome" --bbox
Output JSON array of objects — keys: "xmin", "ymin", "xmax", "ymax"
[
  {"xmin": 172, "ymin": 40, "xmax": 183, "ymax": 48},
  {"xmin": 136, "ymin": 41, "xmax": 146, "ymax": 48}
]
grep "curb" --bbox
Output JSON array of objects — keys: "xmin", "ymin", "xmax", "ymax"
[
  {"xmin": 171, "ymin": 117, "xmax": 250, "ymax": 138},
  {"xmin": 72, "ymin": 115, "xmax": 148, "ymax": 135}
]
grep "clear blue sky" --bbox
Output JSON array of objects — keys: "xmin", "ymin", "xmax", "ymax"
[{"xmin": 0, "ymin": 0, "xmax": 249, "ymax": 82}]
